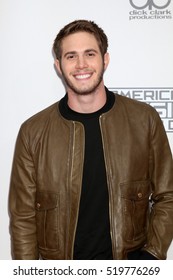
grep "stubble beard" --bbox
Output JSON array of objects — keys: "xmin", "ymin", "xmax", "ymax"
[{"xmin": 60, "ymin": 63, "xmax": 105, "ymax": 96}]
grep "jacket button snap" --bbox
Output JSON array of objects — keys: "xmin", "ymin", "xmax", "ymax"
[
  {"xmin": 37, "ymin": 203, "xmax": 41, "ymax": 209},
  {"xmin": 137, "ymin": 193, "xmax": 143, "ymax": 199}
]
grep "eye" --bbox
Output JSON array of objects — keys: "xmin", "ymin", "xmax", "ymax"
[
  {"xmin": 66, "ymin": 54, "xmax": 77, "ymax": 60},
  {"xmin": 87, "ymin": 52, "xmax": 95, "ymax": 57}
]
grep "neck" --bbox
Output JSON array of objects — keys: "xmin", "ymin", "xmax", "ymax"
[{"xmin": 67, "ymin": 82, "xmax": 107, "ymax": 113}]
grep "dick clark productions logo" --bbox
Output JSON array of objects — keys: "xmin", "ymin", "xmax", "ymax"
[{"xmin": 129, "ymin": 0, "xmax": 172, "ymax": 19}]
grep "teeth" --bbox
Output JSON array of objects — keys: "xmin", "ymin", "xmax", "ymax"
[{"xmin": 75, "ymin": 74, "xmax": 91, "ymax": 79}]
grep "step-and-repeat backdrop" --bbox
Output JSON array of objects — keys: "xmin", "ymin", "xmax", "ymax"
[{"xmin": 0, "ymin": 0, "xmax": 173, "ymax": 260}]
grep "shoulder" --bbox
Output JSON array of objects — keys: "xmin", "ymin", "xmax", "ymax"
[
  {"xmin": 18, "ymin": 102, "xmax": 61, "ymax": 140},
  {"xmin": 22, "ymin": 102, "xmax": 59, "ymax": 125},
  {"xmin": 106, "ymin": 88, "xmax": 154, "ymax": 113},
  {"xmin": 106, "ymin": 91, "xmax": 164, "ymax": 134},
  {"xmin": 114, "ymin": 92, "xmax": 159, "ymax": 119}
]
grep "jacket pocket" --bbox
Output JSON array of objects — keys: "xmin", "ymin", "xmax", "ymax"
[
  {"xmin": 120, "ymin": 180, "xmax": 151, "ymax": 241},
  {"xmin": 36, "ymin": 191, "xmax": 59, "ymax": 250}
]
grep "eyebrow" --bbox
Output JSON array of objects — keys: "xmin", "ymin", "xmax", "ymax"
[{"xmin": 63, "ymin": 49, "xmax": 98, "ymax": 58}]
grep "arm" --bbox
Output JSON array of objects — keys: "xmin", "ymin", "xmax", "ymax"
[
  {"xmin": 9, "ymin": 126, "xmax": 39, "ymax": 259},
  {"xmin": 143, "ymin": 110, "xmax": 173, "ymax": 259}
]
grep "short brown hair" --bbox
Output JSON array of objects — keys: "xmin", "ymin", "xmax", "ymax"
[{"xmin": 53, "ymin": 19, "xmax": 108, "ymax": 60}]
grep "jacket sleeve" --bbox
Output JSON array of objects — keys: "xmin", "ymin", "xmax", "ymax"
[
  {"xmin": 143, "ymin": 109, "xmax": 173, "ymax": 259},
  {"xmin": 9, "ymin": 125, "xmax": 39, "ymax": 259}
]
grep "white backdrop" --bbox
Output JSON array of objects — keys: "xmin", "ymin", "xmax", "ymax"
[{"xmin": 0, "ymin": 0, "xmax": 173, "ymax": 260}]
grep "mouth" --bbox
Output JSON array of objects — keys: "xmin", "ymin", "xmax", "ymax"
[{"xmin": 73, "ymin": 73, "xmax": 92, "ymax": 80}]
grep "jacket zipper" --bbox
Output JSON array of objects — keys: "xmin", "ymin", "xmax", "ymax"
[
  {"xmin": 99, "ymin": 114, "xmax": 116, "ymax": 259},
  {"xmin": 70, "ymin": 121, "xmax": 85, "ymax": 259}
]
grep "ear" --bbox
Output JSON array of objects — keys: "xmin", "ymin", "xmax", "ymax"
[
  {"xmin": 54, "ymin": 59, "xmax": 62, "ymax": 75},
  {"xmin": 103, "ymin": 52, "xmax": 110, "ymax": 71}
]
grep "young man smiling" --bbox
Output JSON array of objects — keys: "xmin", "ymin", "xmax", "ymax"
[{"xmin": 9, "ymin": 20, "xmax": 173, "ymax": 260}]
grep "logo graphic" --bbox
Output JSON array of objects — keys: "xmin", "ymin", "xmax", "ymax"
[
  {"xmin": 129, "ymin": 0, "xmax": 172, "ymax": 20},
  {"xmin": 129, "ymin": 0, "xmax": 171, "ymax": 10},
  {"xmin": 109, "ymin": 88, "xmax": 173, "ymax": 133}
]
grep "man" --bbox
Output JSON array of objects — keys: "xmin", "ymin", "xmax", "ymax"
[{"xmin": 9, "ymin": 19, "xmax": 173, "ymax": 260}]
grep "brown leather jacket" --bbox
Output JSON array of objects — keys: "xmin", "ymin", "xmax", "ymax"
[{"xmin": 9, "ymin": 93, "xmax": 173, "ymax": 260}]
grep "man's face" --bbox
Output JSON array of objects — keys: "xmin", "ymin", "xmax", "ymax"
[{"xmin": 55, "ymin": 32, "xmax": 109, "ymax": 95}]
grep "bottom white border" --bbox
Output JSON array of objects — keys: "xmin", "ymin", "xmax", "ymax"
[{"xmin": 0, "ymin": 260, "xmax": 172, "ymax": 280}]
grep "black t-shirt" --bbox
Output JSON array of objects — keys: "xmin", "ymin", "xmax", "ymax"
[{"xmin": 59, "ymin": 88, "xmax": 115, "ymax": 259}]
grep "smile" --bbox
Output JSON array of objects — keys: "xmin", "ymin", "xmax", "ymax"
[{"xmin": 74, "ymin": 73, "xmax": 92, "ymax": 80}]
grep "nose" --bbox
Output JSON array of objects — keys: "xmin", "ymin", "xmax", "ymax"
[{"xmin": 75, "ymin": 55, "xmax": 88, "ymax": 69}]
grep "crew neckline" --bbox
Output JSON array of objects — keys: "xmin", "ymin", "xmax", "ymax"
[{"xmin": 59, "ymin": 87, "xmax": 115, "ymax": 121}]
